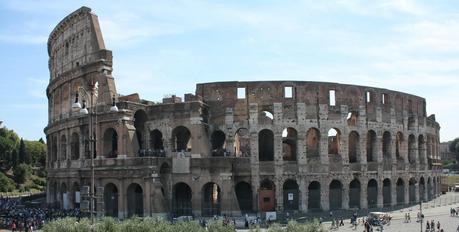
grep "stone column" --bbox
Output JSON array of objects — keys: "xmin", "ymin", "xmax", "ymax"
[
  {"xmin": 299, "ymin": 177, "xmax": 307, "ymax": 212},
  {"xmin": 321, "ymin": 181, "xmax": 329, "ymax": 211},
  {"xmin": 275, "ymin": 178, "xmax": 283, "ymax": 211},
  {"xmin": 320, "ymin": 132, "xmax": 329, "ymax": 165},
  {"xmin": 404, "ymin": 181, "xmax": 410, "ymax": 205},
  {"xmin": 361, "ymin": 180, "xmax": 368, "ymax": 209},
  {"xmin": 342, "ymin": 181, "xmax": 349, "ymax": 210},
  {"xmin": 377, "ymin": 181, "xmax": 383, "ymax": 208},
  {"xmin": 119, "ymin": 179, "xmax": 126, "ymax": 219},
  {"xmin": 414, "ymin": 183, "xmax": 419, "ymax": 203},
  {"xmin": 391, "ymin": 181, "xmax": 397, "ymax": 206}
]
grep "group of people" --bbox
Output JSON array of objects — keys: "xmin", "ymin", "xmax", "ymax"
[
  {"xmin": 425, "ymin": 219, "xmax": 443, "ymax": 232},
  {"xmin": 0, "ymin": 196, "xmax": 80, "ymax": 231}
]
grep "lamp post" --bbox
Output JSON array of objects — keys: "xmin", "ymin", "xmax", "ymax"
[{"xmin": 72, "ymin": 80, "xmax": 118, "ymax": 228}]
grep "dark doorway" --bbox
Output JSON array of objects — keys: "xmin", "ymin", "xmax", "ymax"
[
  {"xmin": 104, "ymin": 183, "xmax": 118, "ymax": 217},
  {"xmin": 283, "ymin": 180, "xmax": 299, "ymax": 210},
  {"xmin": 127, "ymin": 183, "xmax": 143, "ymax": 217},
  {"xmin": 173, "ymin": 182, "xmax": 192, "ymax": 216},
  {"xmin": 202, "ymin": 182, "xmax": 221, "ymax": 216},
  {"xmin": 308, "ymin": 181, "xmax": 321, "ymax": 210},
  {"xmin": 235, "ymin": 182, "xmax": 252, "ymax": 212},
  {"xmin": 329, "ymin": 180, "xmax": 343, "ymax": 210}
]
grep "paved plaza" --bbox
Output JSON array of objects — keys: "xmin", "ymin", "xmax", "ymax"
[{"xmin": 237, "ymin": 192, "xmax": 459, "ymax": 232}]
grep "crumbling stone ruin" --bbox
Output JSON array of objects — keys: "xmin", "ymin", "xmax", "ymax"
[{"xmin": 45, "ymin": 7, "xmax": 442, "ymax": 218}]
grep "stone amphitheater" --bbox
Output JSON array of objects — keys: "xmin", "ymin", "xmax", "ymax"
[{"xmin": 45, "ymin": 7, "xmax": 442, "ymax": 218}]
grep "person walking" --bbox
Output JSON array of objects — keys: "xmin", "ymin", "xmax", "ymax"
[{"xmin": 436, "ymin": 221, "xmax": 440, "ymax": 231}]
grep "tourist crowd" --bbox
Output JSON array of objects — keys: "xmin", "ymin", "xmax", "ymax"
[{"xmin": 0, "ymin": 197, "xmax": 80, "ymax": 231}]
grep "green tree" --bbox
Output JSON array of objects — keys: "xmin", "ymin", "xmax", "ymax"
[
  {"xmin": 0, "ymin": 127, "xmax": 20, "ymax": 169},
  {"xmin": 0, "ymin": 172, "xmax": 15, "ymax": 192},
  {"xmin": 25, "ymin": 140, "xmax": 46, "ymax": 167},
  {"xmin": 13, "ymin": 163, "xmax": 31, "ymax": 184},
  {"xmin": 18, "ymin": 138, "xmax": 31, "ymax": 164}
]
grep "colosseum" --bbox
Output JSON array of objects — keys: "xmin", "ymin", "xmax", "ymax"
[{"xmin": 45, "ymin": 7, "xmax": 442, "ymax": 218}]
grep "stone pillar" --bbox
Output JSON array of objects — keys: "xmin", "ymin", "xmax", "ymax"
[
  {"xmin": 361, "ymin": 181, "xmax": 368, "ymax": 209},
  {"xmin": 391, "ymin": 181, "xmax": 397, "ymax": 206},
  {"xmin": 377, "ymin": 181, "xmax": 383, "ymax": 208},
  {"xmin": 342, "ymin": 181, "xmax": 349, "ymax": 210},
  {"xmin": 321, "ymin": 181, "xmax": 329, "ymax": 211},
  {"xmin": 275, "ymin": 178, "xmax": 283, "ymax": 211},
  {"xmin": 320, "ymin": 132, "xmax": 329, "ymax": 165},
  {"xmin": 414, "ymin": 183, "xmax": 419, "ymax": 203},
  {"xmin": 144, "ymin": 179, "xmax": 151, "ymax": 216},
  {"xmin": 299, "ymin": 177, "xmax": 307, "ymax": 212},
  {"xmin": 119, "ymin": 179, "xmax": 126, "ymax": 219},
  {"xmin": 404, "ymin": 182, "xmax": 410, "ymax": 205}
]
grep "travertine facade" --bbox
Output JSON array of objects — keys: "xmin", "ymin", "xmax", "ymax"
[{"xmin": 45, "ymin": 7, "xmax": 442, "ymax": 218}]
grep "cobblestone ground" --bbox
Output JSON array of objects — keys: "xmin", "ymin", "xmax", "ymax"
[{"xmin": 238, "ymin": 192, "xmax": 459, "ymax": 232}]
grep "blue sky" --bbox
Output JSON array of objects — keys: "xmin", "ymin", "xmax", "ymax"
[{"xmin": 0, "ymin": 0, "xmax": 458, "ymax": 142}]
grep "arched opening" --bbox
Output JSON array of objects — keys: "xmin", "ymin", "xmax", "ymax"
[
  {"xmin": 211, "ymin": 130, "xmax": 226, "ymax": 156},
  {"xmin": 61, "ymin": 183, "xmax": 68, "ymax": 209},
  {"xmin": 133, "ymin": 110, "xmax": 147, "ymax": 154},
  {"xmin": 259, "ymin": 179, "xmax": 275, "ymax": 212},
  {"xmin": 283, "ymin": 179, "xmax": 299, "ymax": 210},
  {"xmin": 259, "ymin": 129, "xmax": 274, "ymax": 161},
  {"xmin": 172, "ymin": 126, "xmax": 191, "ymax": 152},
  {"xmin": 235, "ymin": 182, "xmax": 253, "ymax": 213},
  {"xmin": 60, "ymin": 135, "xmax": 67, "ymax": 161},
  {"xmin": 348, "ymin": 131, "xmax": 360, "ymax": 163},
  {"xmin": 418, "ymin": 135, "xmax": 425, "ymax": 164},
  {"xmin": 396, "ymin": 132, "xmax": 404, "ymax": 162},
  {"xmin": 282, "ymin": 128, "xmax": 297, "ymax": 161},
  {"xmin": 72, "ymin": 182, "xmax": 80, "ymax": 209},
  {"xmin": 396, "ymin": 178, "xmax": 405, "ymax": 205},
  {"xmin": 52, "ymin": 136, "xmax": 58, "ymax": 162},
  {"xmin": 408, "ymin": 116, "xmax": 415, "ymax": 130},
  {"xmin": 103, "ymin": 128, "xmax": 118, "ymax": 158},
  {"xmin": 382, "ymin": 131, "xmax": 391, "ymax": 159},
  {"xmin": 150, "ymin": 129, "xmax": 164, "ymax": 156},
  {"xmin": 383, "ymin": 179, "xmax": 391, "ymax": 207},
  {"xmin": 433, "ymin": 178, "xmax": 437, "ymax": 197},
  {"xmin": 328, "ymin": 128, "xmax": 340, "ymax": 155},
  {"xmin": 202, "ymin": 182, "xmax": 221, "ymax": 216},
  {"xmin": 367, "ymin": 179, "xmax": 378, "ymax": 208},
  {"xmin": 347, "ymin": 111, "xmax": 358, "ymax": 126},
  {"xmin": 308, "ymin": 181, "xmax": 321, "ymax": 210},
  {"xmin": 366, "ymin": 130, "xmax": 377, "ymax": 162},
  {"xmin": 409, "ymin": 178, "xmax": 416, "ymax": 204},
  {"xmin": 427, "ymin": 178, "xmax": 433, "ymax": 200},
  {"xmin": 234, "ymin": 128, "xmax": 250, "ymax": 157},
  {"xmin": 329, "ymin": 180, "xmax": 343, "ymax": 210},
  {"xmin": 127, "ymin": 183, "xmax": 143, "ymax": 217},
  {"xmin": 259, "ymin": 110, "xmax": 274, "ymax": 124},
  {"xmin": 408, "ymin": 135, "xmax": 416, "ymax": 164},
  {"xmin": 419, "ymin": 177, "xmax": 425, "ymax": 201},
  {"xmin": 349, "ymin": 179, "xmax": 361, "ymax": 208},
  {"xmin": 306, "ymin": 128, "xmax": 320, "ymax": 160},
  {"xmin": 173, "ymin": 182, "xmax": 192, "ymax": 216},
  {"xmin": 70, "ymin": 133, "xmax": 79, "ymax": 160},
  {"xmin": 104, "ymin": 183, "xmax": 118, "ymax": 217}
]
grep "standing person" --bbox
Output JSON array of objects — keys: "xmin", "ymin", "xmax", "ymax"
[
  {"xmin": 10, "ymin": 220, "xmax": 16, "ymax": 232},
  {"xmin": 437, "ymin": 221, "xmax": 440, "ymax": 231}
]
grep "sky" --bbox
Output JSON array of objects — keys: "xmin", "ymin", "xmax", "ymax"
[{"xmin": 0, "ymin": 0, "xmax": 458, "ymax": 142}]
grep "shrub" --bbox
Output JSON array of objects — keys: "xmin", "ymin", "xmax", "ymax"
[
  {"xmin": 0, "ymin": 172, "xmax": 15, "ymax": 192},
  {"xmin": 13, "ymin": 163, "xmax": 31, "ymax": 184}
]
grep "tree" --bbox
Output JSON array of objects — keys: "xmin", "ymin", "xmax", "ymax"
[
  {"xmin": 0, "ymin": 127, "xmax": 20, "ymax": 169},
  {"xmin": 25, "ymin": 140, "xmax": 46, "ymax": 167},
  {"xmin": 0, "ymin": 172, "xmax": 15, "ymax": 192},
  {"xmin": 13, "ymin": 163, "xmax": 31, "ymax": 184},
  {"xmin": 18, "ymin": 138, "xmax": 27, "ymax": 164}
]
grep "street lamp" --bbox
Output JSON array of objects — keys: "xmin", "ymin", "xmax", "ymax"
[{"xmin": 72, "ymin": 81, "xmax": 118, "ymax": 228}]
